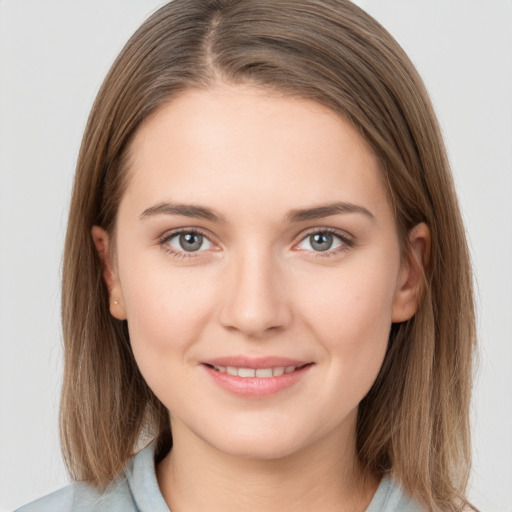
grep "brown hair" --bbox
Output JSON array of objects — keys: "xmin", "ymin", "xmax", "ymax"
[{"xmin": 60, "ymin": 1, "xmax": 476, "ymax": 510}]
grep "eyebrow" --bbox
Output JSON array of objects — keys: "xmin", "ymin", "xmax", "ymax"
[
  {"xmin": 285, "ymin": 201, "xmax": 375, "ymax": 223},
  {"xmin": 140, "ymin": 202, "xmax": 227, "ymax": 223},
  {"xmin": 139, "ymin": 200, "xmax": 374, "ymax": 224}
]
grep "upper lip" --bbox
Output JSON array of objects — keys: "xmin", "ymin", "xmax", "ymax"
[{"xmin": 202, "ymin": 356, "xmax": 311, "ymax": 369}]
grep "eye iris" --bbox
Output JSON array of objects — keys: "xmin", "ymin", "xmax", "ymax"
[
  {"xmin": 310, "ymin": 233, "xmax": 333, "ymax": 251},
  {"xmin": 179, "ymin": 233, "xmax": 203, "ymax": 252}
]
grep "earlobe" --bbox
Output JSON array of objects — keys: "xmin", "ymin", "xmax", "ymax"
[
  {"xmin": 91, "ymin": 226, "xmax": 127, "ymax": 320},
  {"xmin": 391, "ymin": 222, "xmax": 431, "ymax": 323}
]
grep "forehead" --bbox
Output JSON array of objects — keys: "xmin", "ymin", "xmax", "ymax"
[{"xmin": 121, "ymin": 84, "xmax": 391, "ymax": 222}]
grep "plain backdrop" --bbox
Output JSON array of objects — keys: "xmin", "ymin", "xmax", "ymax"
[{"xmin": 1, "ymin": 1, "xmax": 511, "ymax": 511}]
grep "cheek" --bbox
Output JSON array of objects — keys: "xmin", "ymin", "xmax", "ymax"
[
  {"xmin": 296, "ymin": 259, "xmax": 398, "ymax": 378},
  {"xmin": 119, "ymin": 258, "xmax": 217, "ymax": 371},
  {"xmin": 301, "ymin": 257, "xmax": 397, "ymax": 327}
]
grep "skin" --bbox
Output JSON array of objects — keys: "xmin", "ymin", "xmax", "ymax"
[{"xmin": 93, "ymin": 83, "xmax": 429, "ymax": 512}]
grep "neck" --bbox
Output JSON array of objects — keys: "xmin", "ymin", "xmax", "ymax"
[{"xmin": 156, "ymin": 414, "xmax": 379, "ymax": 512}]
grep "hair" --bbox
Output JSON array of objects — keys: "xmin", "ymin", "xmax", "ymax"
[{"xmin": 60, "ymin": 1, "xmax": 476, "ymax": 510}]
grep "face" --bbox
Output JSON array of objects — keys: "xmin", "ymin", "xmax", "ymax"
[{"xmin": 95, "ymin": 84, "xmax": 423, "ymax": 461}]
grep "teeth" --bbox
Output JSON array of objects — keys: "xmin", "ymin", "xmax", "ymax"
[
  {"xmin": 238, "ymin": 368, "xmax": 256, "ymax": 378},
  {"xmin": 212, "ymin": 365, "xmax": 299, "ymax": 378},
  {"xmin": 255, "ymin": 368, "xmax": 273, "ymax": 378}
]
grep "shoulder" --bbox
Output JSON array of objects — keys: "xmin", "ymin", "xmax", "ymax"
[
  {"xmin": 13, "ymin": 477, "xmax": 135, "ymax": 512},
  {"xmin": 366, "ymin": 474, "xmax": 425, "ymax": 512},
  {"xmin": 14, "ymin": 441, "xmax": 169, "ymax": 512}
]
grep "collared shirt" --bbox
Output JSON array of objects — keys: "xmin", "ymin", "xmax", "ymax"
[{"xmin": 15, "ymin": 442, "xmax": 423, "ymax": 512}]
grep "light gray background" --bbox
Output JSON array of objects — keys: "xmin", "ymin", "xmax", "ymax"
[{"xmin": 1, "ymin": 1, "xmax": 511, "ymax": 511}]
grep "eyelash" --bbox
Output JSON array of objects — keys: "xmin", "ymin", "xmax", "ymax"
[
  {"xmin": 296, "ymin": 227, "xmax": 354, "ymax": 258},
  {"xmin": 159, "ymin": 227, "xmax": 214, "ymax": 260},
  {"xmin": 158, "ymin": 227, "xmax": 354, "ymax": 259}
]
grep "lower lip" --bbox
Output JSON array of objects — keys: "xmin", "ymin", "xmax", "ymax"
[{"xmin": 202, "ymin": 364, "xmax": 313, "ymax": 398}]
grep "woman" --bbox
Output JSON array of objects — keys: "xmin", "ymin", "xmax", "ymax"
[{"xmin": 16, "ymin": 1, "xmax": 476, "ymax": 510}]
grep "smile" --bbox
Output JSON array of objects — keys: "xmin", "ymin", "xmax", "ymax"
[
  {"xmin": 202, "ymin": 360, "xmax": 313, "ymax": 398},
  {"xmin": 209, "ymin": 365, "xmax": 300, "ymax": 378}
]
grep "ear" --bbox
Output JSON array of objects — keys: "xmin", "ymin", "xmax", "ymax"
[
  {"xmin": 91, "ymin": 226, "xmax": 127, "ymax": 320},
  {"xmin": 392, "ymin": 222, "xmax": 431, "ymax": 323}
]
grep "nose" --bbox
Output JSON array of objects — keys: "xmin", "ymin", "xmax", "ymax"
[{"xmin": 219, "ymin": 250, "xmax": 293, "ymax": 339}]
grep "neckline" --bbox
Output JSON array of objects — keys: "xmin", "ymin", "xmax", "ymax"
[{"xmin": 126, "ymin": 442, "xmax": 402, "ymax": 512}]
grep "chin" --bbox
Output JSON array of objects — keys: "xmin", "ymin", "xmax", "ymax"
[
  {"xmin": 214, "ymin": 438, "xmax": 303, "ymax": 461},
  {"xmin": 195, "ymin": 420, "xmax": 322, "ymax": 462}
]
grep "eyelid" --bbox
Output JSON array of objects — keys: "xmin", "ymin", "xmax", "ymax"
[
  {"xmin": 158, "ymin": 227, "xmax": 219, "ymax": 257},
  {"xmin": 293, "ymin": 227, "xmax": 354, "ymax": 255},
  {"xmin": 158, "ymin": 226, "xmax": 214, "ymax": 242},
  {"xmin": 157, "ymin": 226, "xmax": 354, "ymax": 259}
]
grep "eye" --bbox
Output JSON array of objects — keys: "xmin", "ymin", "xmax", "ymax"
[
  {"xmin": 163, "ymin": 230, "xmax": 214, "ymax": 254},
  {"xmin": 296, "ymin": 230, "xmax": 351, "ymax": 254}
]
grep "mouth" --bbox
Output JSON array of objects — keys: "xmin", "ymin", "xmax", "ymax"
[
  {"xmin": 204, "ymin": 363, "xmax": 310, "ymax": 378},
  {"xmin": 201, "ymin": 359, "xmax": 314, "ymax": 397}
]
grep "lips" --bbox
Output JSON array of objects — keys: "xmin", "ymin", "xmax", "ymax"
[
  {"xmin": 203, "ymin": 356, "xmax": 309, "ymax": 369},
  {"xmin": 201, "ymin": 357, "xmax": 313, "ymax": 397},
  {"xmin": 207, "ymin": 364, "xmax": 304, "ymax": 378}
]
